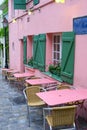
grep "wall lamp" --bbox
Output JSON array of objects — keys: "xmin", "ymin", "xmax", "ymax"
[
  {"xmin": 28, "ymin": 9, "xmax": 34, "ymax": 15},
  {"xmin": 12, "ymin": 18, "xmax": 16, "ymax": 23},
  {"xmin": 55, "ymin": 0, "xmax": 65, "ymax": 3}
]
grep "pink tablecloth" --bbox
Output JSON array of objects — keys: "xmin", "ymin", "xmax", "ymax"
[
  {"xmin": 26, "ymin": 78, "xmax": 57, "ymax": 85},
  {"xmin": 13, "ymin": 73, "xmax": 34, "ymax": 78},
  {"xmin": 37, "ymin": 88, "xmax": 87, "ymax": 106}
]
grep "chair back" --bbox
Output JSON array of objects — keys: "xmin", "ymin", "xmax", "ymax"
[
  {"xmin": 25, "ymin": 86, "xmax": 42, "ymax": 103},
  {"xmin": 50, "ymin": 105, "xmax": 76, "ymax": 127},
  {"xmin": 58, "ymin": 84, "xmax": 70, "ymax": 90}
]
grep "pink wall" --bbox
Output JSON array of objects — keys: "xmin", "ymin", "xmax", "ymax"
[
  {"xmin": 27, "ymin": 36, "xmax": 33, "ymax": 60},
  {"xmin": 8, "ymin": 0, "xmax": 87, "ymax": 120},
  {"xmin": 46, "ymin": 33, "xmax": 52, "ymax": 70},
  {"xmin": 74, "ymin": 35, "xmax": 87, "ymax": 88},
  {"xmin": 8, "ymin": 0, "xmax": 87, "ymax": 85}
]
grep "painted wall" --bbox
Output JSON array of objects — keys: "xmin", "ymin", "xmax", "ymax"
[
  {"xmin": 8, "ymin": 0, "xmax": 87, "ymax": 85},
  {"xmin": 8, "ymin": 0, "xmax": 87, "ymax": 120}
]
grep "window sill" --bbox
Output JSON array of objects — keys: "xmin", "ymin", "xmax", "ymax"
[
  {"xmin": 43, "ymin": 71, "xmax": 63, "ymax": 82},
  {"xmin": 24, "ymin": 64, "xmax": 35, "ymax": 73}
]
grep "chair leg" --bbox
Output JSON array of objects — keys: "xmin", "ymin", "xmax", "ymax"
[
  {"xmin": 43, "ymin": 109, "xmax": 46, "ymax": 130},
  {"xmin": 43, "ymin": 117, "xmax": 46, "ymax": 130},
  {"xmin": 49, "ymin": 126, "xmax": 52, "ymax": 130},
  {"xmin": 27, "ymin": 105, "xmax": 30, "ymax": 127}
]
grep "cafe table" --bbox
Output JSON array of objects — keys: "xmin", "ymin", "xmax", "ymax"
[
  {"xmin": 13, "ymin": 72, "xmax": 34, "ymax": 79},
  {"xmin": 2, "ymin": 68, "xmax": 13, "ymax": 75},
  {"xmin": 7, "ymin": 69, "xmax": 20, "ymax": 76},
  {"xmin": 13, "ymin": 72, "xmax": 35, "ymax": 86},
  {"xmin": 36, "ymin": 88, "xmax": 87, "ymax": 106},
  {"xmin": 25, "ymin": 78, "xmax": 57, "ymax": 90},
  {"xmin": 2, "ymin": 68, "xmax": 14, "ymax": 78}
]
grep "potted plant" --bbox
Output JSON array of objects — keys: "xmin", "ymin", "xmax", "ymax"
[
  {"xmin": 27, "ymin": 57, "xmax": 33, "ymax": 67},
  {"xmin": 48, "ymin": 62, "xmax": 61, "ymax": 76},
  {"xmin": 56, "ymin": 63, "xmax": 61, "ymax": 76},
  {"xmin": 48, "ymin": 64, "xmax": 56, "ymax": 75}
]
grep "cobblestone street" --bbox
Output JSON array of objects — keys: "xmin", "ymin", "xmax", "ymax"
[{"xmin": 0, "ymin": 69, "xmax": 43, "ymax": 130}]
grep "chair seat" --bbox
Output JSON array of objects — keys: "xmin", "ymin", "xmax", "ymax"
[
  {"xmin": 28, "ymin": 100, "xmax": 45, "ymax": 106},
  {"xmin": 46, "ymin": 115, "xmax": 73, "ymax": 127}
]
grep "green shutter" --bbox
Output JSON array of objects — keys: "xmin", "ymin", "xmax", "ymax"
[
  {"xmin": 33, "ymin": 0, "xmax": 39, "ymax": 5},
  {"xmin": 38, "ymin": 34, "xmax": 46, "ymax": 71},
  {"xmin": 61, "ymin": 32, "xmax": 75, "ymax": 84},
  {"xmin": 14, "ymin": 0, "xmax": 26, "ymax": 10},
  {"xmin": 33, "ymin": 34, "xmax": 46, "ymax": 71},
  {"xmin": 33, "ymin": 35, "xmax": 39, "ymax": 68},
  {"xmin": 23, "ymin": 36, "xmax": 27, "ymax": 64}
]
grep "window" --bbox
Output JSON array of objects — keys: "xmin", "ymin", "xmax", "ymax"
[{"xmin": 52, "ymin": 34, "xmax": 62, "ymax": 65}]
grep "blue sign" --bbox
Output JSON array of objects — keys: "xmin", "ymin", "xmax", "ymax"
[{"xmin": 73, "ymin": 16, "xmax": 87, "ymax": 35}]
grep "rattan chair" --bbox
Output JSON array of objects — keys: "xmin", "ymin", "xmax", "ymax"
[
  {"xmin": 57, "ymin": 84, "xmax": 71, "ymax": 90},
  {"xmin": 23, "ymin": 86, "xmax": 46, "ymax": 126},
  {"xmin": 6, "ymin": 72, "xmax": 17, "ymax": 84},
  {"xmin": 43, "ymin": 105, "xmax": 77, "ymax": 130}
]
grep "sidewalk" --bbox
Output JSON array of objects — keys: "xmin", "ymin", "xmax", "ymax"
[{"xmin": 0, "ymin": 69, "xmax": 43, "ymax": 130}]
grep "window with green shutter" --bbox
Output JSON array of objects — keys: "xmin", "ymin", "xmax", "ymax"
[
  {"xmin": 33, "ymin": 0, "xmax": 40, "ymax": 5},
  {"xmin": 33, "ymin": 34, "xmax": 46, "ymax": 71},
  {"xmin": 14, "ymin": 0, "xmax": 26, "ymax": 10},
  {"xmin": 61, "ymin": 32, "xmax": 75, "ymax": 84},
  {"xmin": 23, "ymin": 36, "xmax": 27, "ymax": 64}
]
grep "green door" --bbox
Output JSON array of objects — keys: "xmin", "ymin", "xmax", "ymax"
[
  {"xmin": 33, "ymin": 34, "xmax": 46, "ymax": 71},
  {"xmin": 61, "ymin": 32, "xmax": 75, "ymax": 84},
  {"xmin": 23, "ymin": 36, "xmax": 27, "ymax": 64},
  {"xmin": 14, "ymin": 0, "xmax": 26, "ymax": 10}
]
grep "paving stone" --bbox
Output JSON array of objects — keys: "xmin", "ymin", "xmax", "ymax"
[{"xmin": 0, "ymin": 69, "xmax": 43, "ymax": 130}]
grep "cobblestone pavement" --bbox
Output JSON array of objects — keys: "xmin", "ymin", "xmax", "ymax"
[{"xmin": 0, "ymin": 69, "xmax": 44, "ymax": 130}]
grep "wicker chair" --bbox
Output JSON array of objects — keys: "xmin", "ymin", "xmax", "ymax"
[
  {"xmin": 43, "ymin": 105, "xmax": 77, "ymax": 130},
  {"xmin": 57, "ymin": 84, "xmax": 71, "ymax": 90},
  {"xmin": 23, "ymin": 86, "xmax": 46, "ymax": 126}
]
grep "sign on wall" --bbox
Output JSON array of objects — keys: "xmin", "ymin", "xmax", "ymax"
[{"xmin": 73, "ymin": 16, "xmax": 87, "ymax": 35}]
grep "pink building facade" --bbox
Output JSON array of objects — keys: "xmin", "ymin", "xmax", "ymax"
[{"xmin": 8, "ymin": 0, "xmax": 87, "ymax": 119}]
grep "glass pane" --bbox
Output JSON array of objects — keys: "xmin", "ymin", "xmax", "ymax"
[
  {"xmin": 53, "ymin": 52, "xmax": 56, "ymax": 59},
  {"xmin": 54, "ymin": 44, "xmax": 56, "ymax": 51},
  {"xmin": 57, "ymin": 36, "xmax": 60, "ymax": 43},
  {"xmin": 54, "ymin": 36, "xmax": 56, "ymax": 43},
  {"xmin": 57, "ymin": 44, "xmax": 60, "ymax": 51},
  {"xmin": 57, "ymin": 53, "xmax": 60, "ymax": 60},
  {"xmin": 54, "ymin": 60, "xmax": 56, "ymax": 65}
]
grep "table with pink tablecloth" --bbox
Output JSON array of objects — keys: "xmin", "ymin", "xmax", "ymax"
[{"xmin": 36, "ymin": 88, "xmax": 87, "ymax": 106}]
